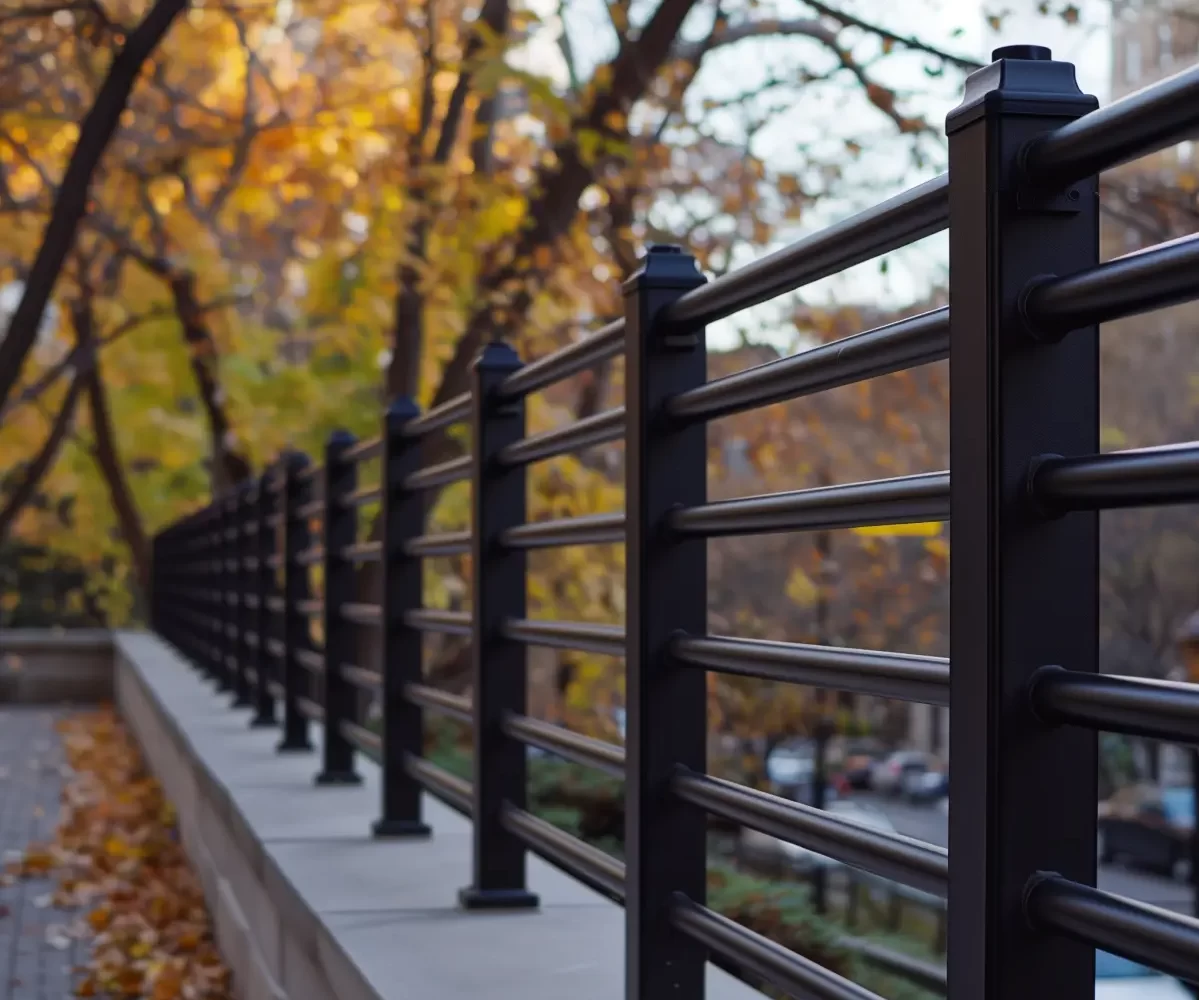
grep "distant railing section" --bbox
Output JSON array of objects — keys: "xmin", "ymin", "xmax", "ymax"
[{"xmin": 150, "ymin": 45, "xmax": 1199, "ymax": 1000}]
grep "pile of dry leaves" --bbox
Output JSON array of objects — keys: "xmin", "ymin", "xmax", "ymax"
[{"xmin": 7, "ymin": 708, "xmax": 232, "ymax": 999}]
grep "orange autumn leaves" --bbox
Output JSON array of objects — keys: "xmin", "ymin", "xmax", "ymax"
[{"xmin": 7, "ymin": 709, "xmax": 230, "ymax": 999}]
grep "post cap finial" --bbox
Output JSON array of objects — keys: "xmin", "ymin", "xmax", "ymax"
[{"xmin": 993, "ymin": 45, "xmax": 1051, "ymax": 62}]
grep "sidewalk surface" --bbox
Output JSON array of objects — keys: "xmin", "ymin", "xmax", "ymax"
[{"xmin": 0, "ymin": 708, "xmax": 87, "ymax": 999}]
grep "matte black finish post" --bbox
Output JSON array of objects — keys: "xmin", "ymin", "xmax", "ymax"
[
  {"xmin": 316, "ymin": 431, "xmax": 362, "ymax": 785},
  {"xmin": 279, "ymin": 453, "xmax": 315, "ymax": 753},
  {"xmin": 459, "ymin": 342, "xmax": 538, "ymax": 910},
  {"xmin": 373, "ymin": 399, "xmax": 432, "ymax": 838},
  {"xmin": 206, "ymin": 505, "xmax": 223, "ymax": 682},
  {"xmin": 947, "ymin": 47, "xmax": 1100, "ymax": 1000},
  {"xmin": 216, "ymin": 492, "xmax": 236, "ymax": 693},
  {"xmin": 624, "ymin": 244, "xmax": 709, "ymax": 1000},
  {"xmin": 251, "ymin": 469, "xmax": 277, "ymax": 727},
  {"xmin": 232, "ymin": 483, "xmax": 255, "ymax": 709}
]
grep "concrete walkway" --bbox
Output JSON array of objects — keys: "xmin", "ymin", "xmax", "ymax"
[{"xmin": 0, "ymin": 708, "xmax": 88, "ymax": 1000}]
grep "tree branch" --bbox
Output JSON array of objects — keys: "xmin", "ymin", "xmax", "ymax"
[{"xmin": 0, "ymin": 0, "xmax": 188, "ymax": 415}]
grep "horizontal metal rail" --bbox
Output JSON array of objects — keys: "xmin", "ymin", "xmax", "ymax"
[
  {"xmin": 403, "ymin": 608, "xmax": 472, "ymax": 636},
  {"xmin": 296, "ymin": 599, "xmax": 322, "ymax": 616},
  {"xmin": 1021, "ymin": 64, "xmax": 1199, "ymax": 187},
  {"xmin": 405, "ymin": 455, "xmax": 472, "ymax": 492},
  {"xmin": 1029, "ymin": 665, "xmax": 1199, "ymax": 745},
  {"xmin": 343, "ymin": 437, "xmax": 382, "ymax": 464},
  {"xmin": 672, "ymin": 634, "xmax": 949, "ymax": 706},
  {"xmin": 341, "ymin": 664, "xmax": 382, "ymax": 693},
  {"xmin": 503, "ymin": 713, "xmax": 625, "ymax": 776},
  {"xmin": 265, "ymin": 554, "xmax": 283, "ymax": 570},
  {"xmin": 674, "ymin": 769, "xmax": 948, "ymax": 896},
  {"xmin": 403, "ymin": 392, "xmax": 472, "ymax": 438},
  {"xmin": 296, "ymin": 696, "xmax": 324, "ymax": 721},
  {"xmin": 498, "ymin": 320, "xmax": 625, "ymax": 400},
  {"xmin": 340, "ymin": 718, "xmax": 381, "ymax": 755},
  {"xmin": 243, "ymin": 594, "xmax": 259, "ymax": 610},
  {"xmin": 342, "ymin": 486, "xmax": 382, "ymax": 509},
  {"xmin": 671, "ymin": 472, "xmax": 950, "ymax": 538},
  {"xmin": 1030, "ymin": 443, "xmax": 1199, "ymax": 512},
  {"xmin": 502, "ymin": 805, "xmax": 626, "ymax": 904},
  {"xmin": 404, "ymin": 531, "xmax": 472, "ymax": 558},
  {"xmin": 672, "ymin": 895, "xmax": 882, "ymax": 1000},
  {"xmin": 503, "ymin": 513, "xmax": 626, "ymax": 550},
  {"xmin": 296, "ymin": 499, "xmax": 325, "ymax": 520},
  {"xmin": 664, "ymin": 175, "xmax": 948, "ymax": 331},
  {"xmin": 1024, "ymin": 874, "xmax": 1199, "ymax": 985},
  {"xmin": 405, "ymin": 755, "xmax": 472, "ymax": 816},
  {"xmin": 265, "ymin": 513, "xmax": 284, "ymax": 529},
  {"xmin": 342, "ymin": 541, "xmax": 381, "ymax": 563},
  {"xmin": 405, "ymin": 684, "xmax": 472, "ymax": 724},
  {"xmin": 838, "ymin": 938, "xmax": 946, "ymax": 995},
  {"xmin": 267, "ymin": 680, "xmax": 284, "ymax": 700},
  {"xmin": 295, "ymin": 545, "xmax": 324, "ymax": 567},
  {"xmin": 670, "ymin": 307, "xmax": 950, "ymax": 424},
  {"xmin": 265, "ymin": 638, "xmax": 284, "ymax": 657},
  {"xmin": 1023, "ymin": 233, "xmax": 1199, "ymax": 335},
  {"xmin": 500, "ymin": 407, "xmax": 625, "ymax": 466},
  {"xmin": 503, "ymin": 619, "xmax": 625, "ymax": 658},
  {"xmin": 295, "ymin": 649, "xmax": 324, "ymax": 673},
  {"xmin": 342, "ymin": 603, "xmax": 382, "ymax": 626},
  {"xmin": 296, "ymin": 462, "xmax": 323, "ymax": 483},
  {"xmin": 265, "ymin": 596, "xmax": 285, "ymax": 613}
]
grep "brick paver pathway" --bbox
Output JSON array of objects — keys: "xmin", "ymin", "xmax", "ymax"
[{"xmin": 0, "ymin": 708, "xmax": 88, "ymax": 999}]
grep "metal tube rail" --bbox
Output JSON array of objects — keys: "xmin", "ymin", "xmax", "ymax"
[
  {"xmin": 499, "ymin": 407, "xmax": 626, "ymax": 466},
  {"xmin": 1023, "ymin": 233, "xmax": 1199, "ymax": 335},
  {"xmin": 267, "ymin": 680, "xmax": 284, "ymax": 700},
  {"xmin": 672, "ymin": 896, "xmax": 883, "ymax": 1000},
  {"xmin": 342, "ymin": 437, "xmax": 382, "ymax": 464},
  {"xmin": 498, "ymin": 320, "xmax": 625, "ymax": 400},
  {"xmin": 671, "ymin": 472, "xmax": 950, "ymax": 538},
  {"xmin": 404, "ymin": 683, "xmax": 473, "ymax": 724},
  {"xmin": 342, "ymin": 603, "xmax": 382, "ymax": 626},
  {"xmin": 664, "ymin": 175, "xmax": 948, "ymax": 331},
  {"xmin": 503, "ymin": 713, "xmax": 626, "ymax": 776},
  {"xmin": 502, "ymin": 619, "xmax": 626, "ymax": 658},
  {"xmin": 502, "ymin": 805, "xmax": 626, "ymax": 904},
  {"xmin": 403, "ymin": 392, "xmax": 472, "ymax": 438},
  {"xmin": 670, "ymin": 307, "xmax": 950, "ymax": 425},
  {"xmin": 1030, "ymin": 443, "xmax": 1199, "ymax": 512},
  {"xmin": 404, "ymin": 531, "xmax": 472, "ymax": 558},
  {"xmin": 673, "ymin": 769, "xmax": 948, "ymax": 896},
  {"xmin": 296, "ymin": 696, "xmax": 324, "ymax": 721},
  {"xmin": 1029, "ymin": 665, "xmax": 1199, "ymax": 745},
  {"xmin": 295, "ymin": 544, "xmax": 324, "ymax": 566},
  {"xmin": 295, "ymin": 648, "xmax": 324, "ymax": 673},
  {"xmin": 403, "ymin": 608, "xmax": 472, "ymax": 636},
  {"xmin": 405, "ymin": 755, "xmax": 473, "ymax": 817},
  {"xmin": 1021, "ymin": 64, "xmax": 1199, "ymax": 188},
  {"xmin": 265, "ymin": 554, "xmax": 283, "ymax": 570},
  {"xmin": 672, "ymin": 634, "xmax": 949, "ymax": 706},
  {"xmin": 342, "ymin": 486, "xmax": 382, "ymax": 508},
  {"xmin": 1024, "ymin": 874, "xmax": 1199, "ymax": 985},
  {"xmin": 405, "ymin": 455, "xmax": 472, "ymax": 492},
  {"xmin": 265, "ymin": 596, "xmax": 285, "ymax": 613},
  {"xmin": 296, "ymin": 499, "xmax": 325, "ymax": 520},
  {"xmin": 502, "ymin": 513, "xmax": 626, "ymax": 550},
  {"xmin": 340, "ymin": 718, "xmax": 382, "ymax": 755},
  {"xmin": 341, "ymin": 664, "xmax": 382, "ymax": 693},
  {"xmin": 265, "ymin": 637, "xmax": 284, "ymax": 657},
  {"xmin": 296, "ymin": 599, "xmax": 322, "ymax": 616},
  {"xmin": 341, "ymin": 541, "xmax": 381, "ymax": 563},
  {"xmin": 838, "ymin": 939, "xmax": 947, "ymax": 994}
]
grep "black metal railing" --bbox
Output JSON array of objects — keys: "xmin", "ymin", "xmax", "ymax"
[{"xmin": 149, "ymin": 45, "xmax": 1199, "ymax": 1000}]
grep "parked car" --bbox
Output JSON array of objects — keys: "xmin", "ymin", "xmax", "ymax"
[
  {"xmin": 739, "ymin": 800, "xmax": 894, "ymax": 876},
  {"xmin": 840, "ymin": 738, "xmax": 885, "ymax": 790},
  {"xmin": 870, "ymin": 750, "xmax": 937, "ymax": 796},
  {"xmin": 765, "ymin": 741, "xmax": 816, "ymax": 793},
  {"xmin": 1094, "ymin": 949, "xmax": 1191, "ymax": 999},
  {"xmin": 1098, "ymin": 784, "xmax": 1194, "ymax": 881},
  {"xmin": 902, "ymin": 766, "xmax": 948, "ymax": 803}
]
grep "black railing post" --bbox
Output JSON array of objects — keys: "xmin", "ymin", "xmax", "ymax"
[
  {"xmin": 206, "ymin": 505, "xmax": 223, "ymax": 682},
  {"xmin": 373, "ymin": 398, "xmax": 432, "ymax": 838},
  {"xmin": 251, "ymin": 468, "xmax": 277, "ymax": 727},
  {"xmin": 459, "ymin": 342, "xmax": 537, "ymax": 910},
  {"xmin": 316, "ymin": 430, "xmax": 362, "ymax": 785},
  {"xmin": 947, "ymin": 47, "xmax": 1100, "ymax": 1000},
  {"xmin": 233, "ymin": 482, "xmax": 255, "ymax": 709},
  {"xmin": 624, "ymin": 243, "xmax": 709, "ymax": 999},
  {"xmin": 279, "ymin": 452, "xmax": 315, "ymax": 753},
  {"xmin": 149, "ymin": 530, "xmax": 162, "ymax": 636},
  {"xmin": 217, "ymin": 492, "xmax": 236, "ymax": 693}
]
